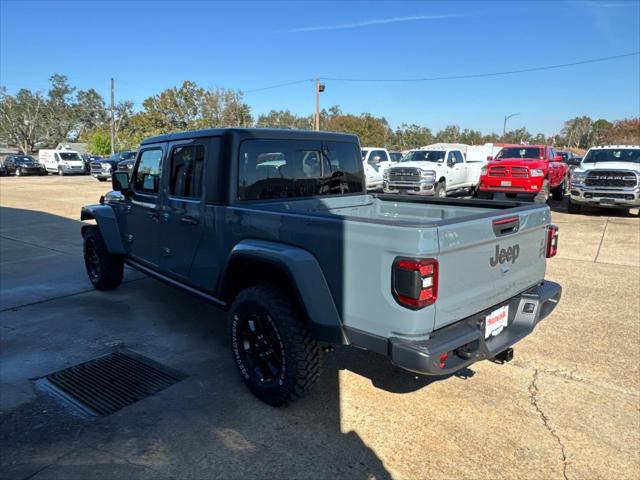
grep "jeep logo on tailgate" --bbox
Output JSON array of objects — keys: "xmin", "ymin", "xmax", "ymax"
[{"xmin": 490, "ymin": 244, "xmax": 520, "ymax": 266}]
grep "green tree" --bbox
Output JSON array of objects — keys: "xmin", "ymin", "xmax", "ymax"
[
  {"xmin": 561, "ymin": 116, "xmax": 593, "ymax": 148},
  {"xmin": 87, "ymin": 130, "xmax": 112, "ymax": 155},
  {"xmin": 388, "ymin": 124, "xmax": 433, "ymax": 150},
  {"xmin": 436, "ymin": 125, "xmax": 462, "ymax": 143},
  {"xmin": 0, "ymin": 87, "xmax": 47, "ymax": 153}
]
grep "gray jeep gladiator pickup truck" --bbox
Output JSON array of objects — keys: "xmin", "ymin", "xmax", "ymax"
[{"xmin": 81, "ymin": 128, "xmax": 562, "ymax": 406}]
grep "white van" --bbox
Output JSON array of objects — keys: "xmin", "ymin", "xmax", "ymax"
[{"xmin": 39, "ymin": 149, "xmax": 86, "ymax": 175}]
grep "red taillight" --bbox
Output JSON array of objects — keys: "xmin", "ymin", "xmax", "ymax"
[
  {"xmin": 392, "ymin": 257, "xmax": 438, "ymax": 309},
  {"xmin": 546, "ymin": 224, "xmax": 559, "ymax": 258}
]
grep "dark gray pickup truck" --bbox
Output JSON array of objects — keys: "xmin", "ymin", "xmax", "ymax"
[{"xmin": 81, "ymin": 128, "xmax": 562, "ymax": 406}]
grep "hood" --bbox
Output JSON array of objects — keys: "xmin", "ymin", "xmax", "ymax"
[
  {"xmin": 577, "ymin": 161, "xmax": 640, "ymax": 173},
  {"xmin": 390, "ymin": 161, "xmax": 444, "ymax": 170},
  {"xmin": 487, "ymin": 159, "xmax": 547, "ymax": 169}
]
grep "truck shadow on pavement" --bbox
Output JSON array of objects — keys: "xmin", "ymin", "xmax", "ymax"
[{"xmin": 0, "ymin": 206, "xmax": 393, "ymax": 479}]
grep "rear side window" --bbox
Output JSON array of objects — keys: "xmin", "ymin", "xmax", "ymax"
[
  {"xmin": 238, "ymin": 139, "xmax": 364, "ymax": 200},
  {"xmin": 134, "ymin": 149, "xmax": 163, "ymax": 194},
  {"xmin": 169, "ymin": 145, "xmax": 205, "ymax": 198}
]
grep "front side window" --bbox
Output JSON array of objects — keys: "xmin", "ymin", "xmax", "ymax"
[
  {"xmin": 454, "ymin": 151, "xmax": 465, "ymax": 163},
  {"xmin": 169, "ymin": 145, "xmax": 205, "ymax": 198},
  {"xmin": 134, "ymin": 149, "xmax": 163, "ymax": 194},
  {"xmin": 238, "ymin": 139, "xmax": 363, "ymax": 200}
]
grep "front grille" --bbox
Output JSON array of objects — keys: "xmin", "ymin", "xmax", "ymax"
[
  {"xmin": 489, "ymin": 166, "xmax": 528, "ymax": 177},
  {"xmin": 585, "ymin": 170, "xmax": 637, "ymax": 188},
  {"xmin": 45, "ymin": 351, "xmax": 186, "ymax": 416},
  {"xmin": 90, "ymin": 163, "xmax": 105, "ymax": 174},
  {"xmin": 389, "ymin": 167, "xmax": 420, "ymax": 182}
]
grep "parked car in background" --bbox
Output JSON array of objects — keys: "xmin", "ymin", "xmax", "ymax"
[
  {"xmin": 91, "ymin": 151, "xmax": 137, "ymax": 181},
  {"xmin": 117, "ymin": 158, "xmax": 135, "ymax": 175},
  {"xmin": 2, "ymin": 155, "xmax": 47, "ymax": 176},
  {"xmin": 478, "ymin": 145, "xmax": 569, "ymax": 203},
  {"xmin": 389, "ymin": 151, "xmax": 404, "ymax": 162},
  {"xmin": 361, "ymin": 147, "xmax": 396, "ymax": 191},
  {"xmin": 81, "ymin": 127, "xmax": 562, "ymax": 406},
  {"xmin": 383, "ymin": 147, "xmax": 484, "ymax": 197},
  {"xmin": 39, "ymin": 149, "xmax": 86, "ymax": 175},
  {"xmin": 84, "ymin": 155, "xmax": 102, "ymax": 173},
  {"xmin": 568, "ymin": 145, "xmax": 640, "ymax": 214}
]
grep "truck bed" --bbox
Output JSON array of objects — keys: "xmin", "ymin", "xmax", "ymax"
[{"xmin": 228, "ymin": 194, "xmax": 551, "ymax": 338}]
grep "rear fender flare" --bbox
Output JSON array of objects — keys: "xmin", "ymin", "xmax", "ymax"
[
  {"xmin": 220, "ymin": 239, "xmax": 346, "ymax": 345},
  {"xmin": 80, "ymin": 204, "xmax": 126, "ymax": 254}
]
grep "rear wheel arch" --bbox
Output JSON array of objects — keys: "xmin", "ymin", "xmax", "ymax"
[{"xmin": 220, "ymin": 244, "xmax": 345, "ymax": 345}]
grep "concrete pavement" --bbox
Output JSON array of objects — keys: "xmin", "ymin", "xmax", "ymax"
[{"xmin": 1, "ymin": 175, "xmax": 638, "ymax": 479}]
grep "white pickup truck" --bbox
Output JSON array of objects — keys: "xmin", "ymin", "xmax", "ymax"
[
  {"xmin": 362, "ymin": 147, "xmax": 396, "ymax": 191},
  {"xmin": 383, "ymin": 147, "xmax": 485, "ymax": 197}
]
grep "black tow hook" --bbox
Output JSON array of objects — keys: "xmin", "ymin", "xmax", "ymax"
[{"xmin": 492, "ymin": 347, "xmax": 514, "ymax": 364}]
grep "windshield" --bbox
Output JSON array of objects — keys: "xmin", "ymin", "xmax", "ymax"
[
  {"xmin": 361, "ymin": 149, "xmax": 369, "ymax": 160},
  {"xmin": 402, "ymin": 150, "xmax": 445, "ymax": 162},
  {"xmin": 495, "ymin": 147, "xmax": 543, "ymax": 160},
  {"xmin": 15, "ymin": 156, "xmax": 36, "ymax": 163},
  {"xmin": 120, "ymin": 151, "xmax": 137, "ymax": 160},
  {"xmin": 582, "ymin": 148, "xmax": 640, "ymax": 164},
  {"xmin": 59, "ymin": 152, "xmax": 82, "ymax": 161}
]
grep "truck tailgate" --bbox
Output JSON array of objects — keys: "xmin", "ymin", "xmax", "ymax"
[{"xmin": 434, "ymin": 206, "xmax": 550, "ymax": 330}]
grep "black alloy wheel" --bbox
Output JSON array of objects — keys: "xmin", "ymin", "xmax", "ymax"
[{"xmin": 237, "ymin": 312, "xmax": 284, "ymax": 384}]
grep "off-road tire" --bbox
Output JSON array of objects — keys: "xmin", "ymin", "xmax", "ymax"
[
  {"xmin": 229, "ymin": 284, "xmax": 322, "ymax": 406},
  {"xmin": 551, "ymin": 180, "xmax": 565, "ymax": 201},
  {"xmin": 83, "ymin": 225, "xmax": 124, "ymax": 290},
  {"xmin": 567, "ymin": 198, "xmax": 582, "ymax": 214},
  {"xmin": 534, "ymin": 180, "xmax": 550, "ymax": 203},
  {"xmin": 505, "ymin": 193, "xmax": 517, "ymax": 199},
  {"xmin": 477, "ymin": 190, "xmax": 494, "ymax": 200},
  {"xmin": 435, "ymin": 181, "xmax": 447, "ymax": 198}
]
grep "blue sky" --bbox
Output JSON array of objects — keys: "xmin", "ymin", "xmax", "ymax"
[{"xmin": 1, "ymin": 0, "xmax": 639, "ymax": 135}]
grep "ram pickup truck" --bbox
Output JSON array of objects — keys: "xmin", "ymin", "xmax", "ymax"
[
  {"xmin": 81, "ymin": 128, "xmax": 562, "ymax": 406},
  {"xmin": 478, "ymin": 145, "xmax": 569, "ymax": 202},
  {"xmin": 568, "ymin": 145, "xmax": 640, "ymax": 214},
  {"xmin": 362, "ymin": 147, "xmax": 396, "ymax": 191},
  {"xmin": 383, "ymin": 147, "xmax": 484, "ymax": 197},
  {"xmin": 91, "ymin": 151, "xmax": 137, "ymax": 181}
]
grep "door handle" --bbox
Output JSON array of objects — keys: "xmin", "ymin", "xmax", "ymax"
[{"xmin": 180, "ymin": 216, "xmax": 199, "ymax": 225}]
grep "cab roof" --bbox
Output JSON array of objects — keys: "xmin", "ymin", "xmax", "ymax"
[{"xmin": 141, "ymin": 128, "xmax": 359, "ymax": 146}]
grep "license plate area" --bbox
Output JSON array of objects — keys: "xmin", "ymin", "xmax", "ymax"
[
  {"xmin": 485, "ymin": 305, "xmax": 509, "ymax": 339},
  {"xmin": 599, "ymin": 198, "xmax": 615, "ymax": 205},
  {"xmin": 501, "ymin": 180, "xmax": 512, "ymax": 187}
]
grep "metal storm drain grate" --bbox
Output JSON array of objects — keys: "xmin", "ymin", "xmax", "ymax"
[{"xmin": 45, "ymin": 351, "xmax": 186, "ymax": 416}]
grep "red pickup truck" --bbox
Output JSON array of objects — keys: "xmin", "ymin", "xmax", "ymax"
[{"xmin": 477, "ymin": 145, "xmax": 569, "ymax": 202}]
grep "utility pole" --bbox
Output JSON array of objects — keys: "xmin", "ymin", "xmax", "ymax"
[
  {"xmin": 314, "ymin": 77, "xmax": 325, "ymax": 131},
  {"xmin": 503, "ymin": 112, "xmax": 520, "ymax": 139},
  {"xmin": 110, "ymin": 78, "xmax": 115, "ymax": 155}
]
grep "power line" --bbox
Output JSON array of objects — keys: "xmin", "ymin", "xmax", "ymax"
[
  {"xmin": 243, "ymin": 78, "xmax": 314, "ymax": 93},
  {"xmin": 323, "ymin": 52, "xmax": 640, "ymax": 82}
]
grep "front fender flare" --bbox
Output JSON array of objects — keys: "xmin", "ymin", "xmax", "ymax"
[
  {"xmin": 221, "ymin": 239, "xmax": 346, "ymax": 345},
  {"xmin": 80, "ymin": 204, "xmax": 127, "ymax": 254}
]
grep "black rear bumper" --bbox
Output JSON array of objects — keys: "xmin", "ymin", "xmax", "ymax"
[{"xmin": 347, "ymin": 281, "xmax": 562, "ymax": 376}]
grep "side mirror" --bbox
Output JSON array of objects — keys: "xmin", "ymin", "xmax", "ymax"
[
  {"xmin": 112, "ymin": 171, "xmax": 132, "ymax": 194},
  {"xmin": 447, "ymin": 159, "xmax": 455, "ymax": 167},
  {"xmin": 568, "ymin": 158, "xmax": 581, "ymax": 166},
  {"xmin": 553, "ymin": 155, "xmax": 563, "ymax": 162},
  {"xmin": 487, "ymin": 156, "xmax": 494, "ymax": 161}
]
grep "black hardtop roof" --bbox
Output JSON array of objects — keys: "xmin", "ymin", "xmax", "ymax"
[{"xmin": 140, "ymin": 128, "xmax": 359, "ymax": 146}]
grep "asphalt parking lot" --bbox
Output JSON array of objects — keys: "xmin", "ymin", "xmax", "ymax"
[{"xmin": 1, "ymin": 175, "xmax": 638, "ymax": 480}]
